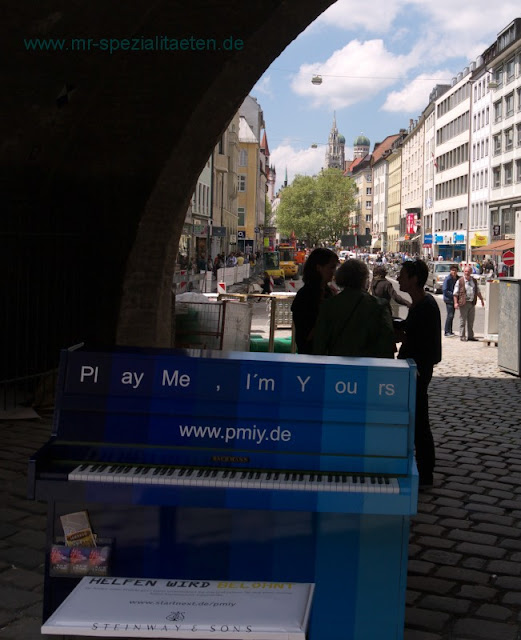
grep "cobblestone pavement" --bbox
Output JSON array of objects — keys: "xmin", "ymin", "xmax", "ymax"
[{"xmin": 1, "ymin": 337, "xmax": 521, "ymax": 639}]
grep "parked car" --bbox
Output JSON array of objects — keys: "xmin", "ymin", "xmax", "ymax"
[
  {"xmin": 426, "ymin": 261, "xmax": 462, "ymax": 293},
  {"xmin": 338, "ymin": 250, "xmax": 355, "ymax": 263}
]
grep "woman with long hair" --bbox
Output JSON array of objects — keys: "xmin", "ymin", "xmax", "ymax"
[{"xmin": 291, "ymin": 248, "xmax": 339, "ymax": 354}]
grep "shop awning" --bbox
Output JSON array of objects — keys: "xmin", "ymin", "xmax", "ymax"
[{"xmin": 471, "ymin": 239, "xmax": 515, "ymax": 255}]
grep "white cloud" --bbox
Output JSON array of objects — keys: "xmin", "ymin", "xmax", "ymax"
[
  {"xmin": 316, "ymin": 0, "xmax": 404, "ymax": 34},
  {"xmin": 291, "ymin": 39, "xmax": 414, "ymax": 110},
  {"xmin": 270, "ymin": 144, "xmax": 326, "ymax": 190},
  {"xmin": 252, "ymin": 75, "xmax": 274, "ymax": 99},
  {"xmin": 381, "ymin": 70, "xmax": 453, "ymax": 113},
  {"xmin": 310, "ymin": 0, "xmax": 520, "ymax": 65},
  {"xmin": 270, "ymin": 142, "xmax": 355, "ymax": 190}
]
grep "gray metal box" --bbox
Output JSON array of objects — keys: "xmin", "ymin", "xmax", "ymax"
[{"xmin": 498, "ymin": 278, "xmax": 521, "ymax": 376}]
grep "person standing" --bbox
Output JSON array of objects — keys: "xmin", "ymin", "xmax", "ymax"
[
  {"xmin": 291, "ymin": 248, "xmax": 339, "ymax": 354},
  {"xmin": 313, "ymin": 259, "xmax": 395, "ymax": 359},
  {"xmin": 453, "ymin": 265, "xmax": 485, "ymax": 341},
  {"xmin": 395, "ymin": 260, "xmax": 442, "ymax": 488},
  {"xmin": 370, "ymin": 265, "xmax": 411, "ymax": 315},
  {"xmin": 442, "ymin": 265, "xmax": 459, "ymax": 337}
]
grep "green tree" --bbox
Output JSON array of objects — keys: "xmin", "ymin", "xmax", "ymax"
[{"xmin": 275, "ymin": 168, "xmax": 357, "ymax": 247}]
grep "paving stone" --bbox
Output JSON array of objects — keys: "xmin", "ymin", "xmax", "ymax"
[
  {"xmin": 406, "ymin": 590, "xmax": 422, "ymax": 605},
  {"xmin": 499, "ymin": 538, "xmax": 521, "ymax": 551},
  {"xmin": 404, "ymin": 630, "xmax": 442, "ymax": 640},
  {"xmin": 421, "ymin": 549, "xmax": 463, "ymax": 565},
  {"xmin": 436, "ymin": 507, "xmax": 468, "ymax": 519},
  {"xmin": 457, "ymin": 585, "xmax": 498, "ymax": 600},
  {"xmin": 435, "ymin": 566, "xmax": 491, "ymax": 585},
  {"xmin": 502, "ymin": 592, "xmax": 521, "ymax": 606},
  {"xmin": 452, "ymin": 618, "xmax": 518, "ymax": 640},
  {"xmin": 453, "ymin": 543, "xmax": 505, "ymax": 562},
  {"xmin": 474, "ymin": 523, "xmax": 521, "ymax": 538},
  {"xmin": 495, "ymin": 576, "xmax": 521, "ymax": 590},
  {"xmin": 420, "ymin": 594, "xmax": 472, "ymax": 614},
  {"xmin": 0, "ymin": 546, "xmax": 44, "ymax": 570},
  {"xmin": 438, "ymin": 518, "xmax": 472, "ymax": 529},
  {"xmin": 487, "ymin": 560, "xmax": 521, "ymax": 576},
  {"xmin": 0, "ymin": 584, "xmax": 41, "ymax": 608},
  {"xmin": 447, "ymin": 530, "xmax": 497, "ymax": 545},
  {"xmin": 405, "ymin": 607, "xmax": 449, "ymax": 631},
  {"xmin": 416, "ymin": 536, "xmax": 456, "ymax": 549},
  {"xmin": 0, "ymin": 615, "xmax": 48, "ymax": 640},
  {"xmin": 0, "ymin": 567, "xmax": 44, "ymax": 590},
  {"xmin": 413, "ymin": 524, "xmax": 446, "ymax": 537},
  {"xmin": 411, "ymin": 513, "xmax": 439, "ymax": 525},
  {"xmin": 408, "ymin": 560, "xmax": 435, "ymax": 575},
  {"xmin": 468, "ymin": 512, "xmax": 514, "ymax": 526},
  {"xmin": 475, "ymin": 603, "xmax": 513, "ymax": 620},
  {"xmin": 462, "ymin": 557, "xmax": 487, "ymax": 570},
  {"xmin": 0, "ymin": 523, "xmax": 19, "ymax": 539},
  {"xmin": 464, "ymin": 502, "xmax": 506, "ymax": 515},
  {"xmin": 407, "ymin": 576, "xmax": 455, "ymax": 595}
]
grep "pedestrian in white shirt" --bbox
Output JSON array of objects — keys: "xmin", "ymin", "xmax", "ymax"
[{"xmin": 453, "ymin": 266, "xmax": 485, "ymax": 341}]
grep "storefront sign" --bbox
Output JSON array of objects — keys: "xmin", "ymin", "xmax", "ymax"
[
  {"xmin": 212, "ymin": 226, "xmax": 226, "ymax": 237},
  {"xmin": 472, "ymin": 234, "xmax": 488, "ymax": 247},
  {"xmin": 423, "ymin": 234, "xmax": 433, "ymax": 245}
]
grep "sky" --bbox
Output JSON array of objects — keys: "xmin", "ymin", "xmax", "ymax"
[{"xmin": 250, "ymin": 0, "xmax": 520, "ymax": 191}]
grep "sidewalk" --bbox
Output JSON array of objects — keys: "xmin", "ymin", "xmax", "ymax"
[{"xmin": 1, "ymin": 338, "xmax": 521, "ymax": 639}]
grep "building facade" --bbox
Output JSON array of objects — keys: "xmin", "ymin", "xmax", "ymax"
[{"xmin": 483, "ymin": 19, "xmax": 521, "ymax": 256}]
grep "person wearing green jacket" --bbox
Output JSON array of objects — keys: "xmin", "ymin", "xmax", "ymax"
[{"xmin": 313, "ymin": 259, "xmax": 395, "ymax": 359}]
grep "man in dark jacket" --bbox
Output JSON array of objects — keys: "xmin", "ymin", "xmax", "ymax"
[
  {"xmin": 396, "ymin": 260, "xmax": 442, "ymax": 488},
  {"xmin": 441, "ymin": 265, "xmax": 458, "ymax": 336}
]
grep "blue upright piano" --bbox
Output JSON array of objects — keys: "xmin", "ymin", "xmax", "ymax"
[{"xmin": 28, "ymin": 347, "xmax": 418, "ymax": 639}]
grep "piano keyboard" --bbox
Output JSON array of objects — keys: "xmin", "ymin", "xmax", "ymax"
[{"xmin": 68, "ymin": 464, "xmax": 400, "ymax": 494}]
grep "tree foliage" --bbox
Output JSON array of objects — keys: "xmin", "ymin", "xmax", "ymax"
[{"xmin": 275, "ymin": 168, "xmax": 357, "ymax": 246}]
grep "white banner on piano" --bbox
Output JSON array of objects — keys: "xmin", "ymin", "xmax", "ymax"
[{"xmin": 42, "ymin": 577, "xmax": 315, "ymax": 639}]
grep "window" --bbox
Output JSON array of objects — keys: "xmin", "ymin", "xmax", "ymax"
[
  {"xmin": 517, "ymin": 123, "xmax": 521, "ymax": 147},
  {"xmin": 218, "ymin": 135, "xmax": 225, "ymax": 154},
  {"xmin": 505, "ymin": 128, "xmax": 514, "ymax": 151},
  {"xmin": 493, "ymin": 166, "xmax": 501, "ymax": 188},
  {"xmin": 238, "ymin": 207, "xmax": 245, "ymax": 226},
  {"xmin": 507, "ymin": 58, "xmax": 515, "ymax": 82},
  {"xmin": 494, "ymin": 100, "xmax": 503, "ymax": 122},
  {"xmin": 366, "ymin": 187, "xmax": 372, "ymax": 195},
  {"xmin": 518, "ymin": 88, "xmax": 521, "ymax": 111},
  {"xmin": 504, "ymin": 162, "xmax": 513, "ymax": 185},
  {"xmin": 493, "ymin": 134, "xmax": 502, "ymax": 155},
  {"xmin": 365, "ymin": 214, "xmax": 371, "ymax": 222},
  {"xmin": 495, "ymin": 66, "xmax": 503, "ymax": 87},
  {"xmin": 239, "ymin": 150, "xmax": 248, "ymax": 166},
  {"xmin": 365, "ymin": 200, "xmax": 372, "ymax": 209},
  {"xmin": 516, "ymin": 160, "xmax": 521, "ymax": 183},
  {"xmin": 506, "ymin": 93, "xmax": 514, "ymax": 117},
  {"xmin": 238, "ymin": 175, "xmax": 246, "ymax": 191}
]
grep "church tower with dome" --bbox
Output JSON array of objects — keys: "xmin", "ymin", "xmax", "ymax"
[
  {"xmin": 325, "ymin": 113, "xmax": 345, "ymax": 170},
  {"xmin": 353, "ymin": 133, "xmax": 370, "ymax": 159}
]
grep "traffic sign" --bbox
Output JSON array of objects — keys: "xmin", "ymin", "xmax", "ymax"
[{"xmin": 503, "ymin": 250, "xmax": 515, "ymax": 267}]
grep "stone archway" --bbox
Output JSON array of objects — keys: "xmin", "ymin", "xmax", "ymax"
[{"xmin": 3, "ymin": 0, "xmax": 335, "ymax": 378}]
